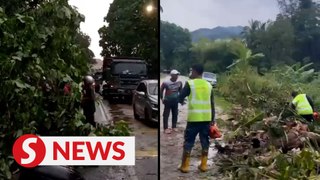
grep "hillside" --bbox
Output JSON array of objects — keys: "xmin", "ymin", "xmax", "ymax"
[{"xmin": 191, "ymin": 26, "xmax": 244, "ymax": 42}]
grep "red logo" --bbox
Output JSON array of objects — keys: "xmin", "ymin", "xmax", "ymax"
[{"xmin": 13, "ymin": 134, "xmax": 46, "ymax": 168}]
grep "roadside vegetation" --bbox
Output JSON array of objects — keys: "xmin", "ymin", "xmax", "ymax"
[
  {"xmin": 0, "ymin": 0, "xmax": 157, "ymax": 178},
  {"xmin": 216, "ymin": 43, "xmax": 320, "ymax": 179},
  {"xmin": 161, "ymin": 0, "xmax": 320, "ymax": 179},
  {"xmin": 0, "ymin": 1, "xmax": 94, "ymax": 178}
]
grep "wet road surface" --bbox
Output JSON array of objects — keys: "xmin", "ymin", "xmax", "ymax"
[{"xmin": 77, "ymin": 96, "xmax": 158, "ymax": 180}]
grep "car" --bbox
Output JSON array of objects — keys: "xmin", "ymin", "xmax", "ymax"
[
  {"xmin": 132, "ymin": 80, "xmax": 158, "ymax": 123},
  {"xmin": 202, "ymin": 72, "xmax": 217, "ymax": 87}
]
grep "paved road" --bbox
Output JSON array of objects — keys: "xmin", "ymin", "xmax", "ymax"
[{"xmin": 77, "ymin": 97, "xmax": 158, "ymax": 180}]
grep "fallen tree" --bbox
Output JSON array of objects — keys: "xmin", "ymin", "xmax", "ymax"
[{"xmin": 215, "ymin": 43, "xmax": 320, "ymax": 179}]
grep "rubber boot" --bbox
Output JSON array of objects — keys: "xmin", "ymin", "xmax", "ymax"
[
  {"xmin": 198, "ymin": 150, "xmax": 208, "ymax": 172},
  {"xmin": 178, "ymin": 150, "xmax": 191, "ymax": 173}
]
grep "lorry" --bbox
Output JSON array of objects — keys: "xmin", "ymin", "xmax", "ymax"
[{"xmin": 101, "ymin": 57, "xmax": 148, "ymax": 103}]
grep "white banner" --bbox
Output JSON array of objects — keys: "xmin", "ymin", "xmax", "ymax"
[{"xmin": 13, "ymin": 135, "xmax": 135, "ymax": 167}]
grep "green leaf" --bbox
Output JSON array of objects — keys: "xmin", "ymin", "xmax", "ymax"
[
  {"xmin": 14, "ymin": 80, "xmax": 26, "ymax": 88},
  {"xmin": 62, "ymin": 76, "xmax": 72, "ymax": 82},
  {"xmin": 62, "ymin": 6, "xmax": 72, "ymax": 19},
  {"xmin": 251, "ymin": 53, "xmax": 264, "ymax": 59},
  {"xmin": 44, "ymin": 120, "xmax": 51, "ymax": 130},
  {"xmin": 29, "ymin": 121, "xmax": 37, "ymax": 127},
  {"xmin": 12, "ymin": 56, "xmax": 22, "ymax": 61},
  {"xmin": 88, "ymin": 132, "xmax": 96, "ymax": 136},
  {"xmin": 243, "ymin": 112, "xmax": 264, "ymax": 127},
  {"xmin": 38, "ymin": 34, "xmax": 47, "ymax": 40},
  {"xmin": 59, "ymin": 109, "xmax": 66, "ymax": 118},
  {"xmin": 5, "ymin": 168, "xmax": 11, "ymax": 179},
  {"xmin": 35, "ymin": 65, "xmax": 44, "ymax": 73},
  {"xmin": 75, "ymin": 120, "xmax": 83, "ymax": 127},
  {"xmin": 0, "ymin": 18, "xmax": 6, "ymax": 24},
  {"xmin": 16, "ymin": 14, "xmax": 25, "ymax": 23},
  {"xmin": 16, "ymin": 129, "xmax": 23, "ymax": 138}
]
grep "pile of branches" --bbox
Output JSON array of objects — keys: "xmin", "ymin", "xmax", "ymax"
[{"xmin": 215, "ymin": 105, "xmax": 320, "ymax": 179}]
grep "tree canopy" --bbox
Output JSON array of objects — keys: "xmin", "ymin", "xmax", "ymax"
[
  {"xmin": 161, "ymin": 0, "xmax": 320, "ymax": 74},
  {"xmin": 244, "ymin": 0, "xmax": 320, "ymax": 70},
  {"xmin": 160, "ymin": 21, "xmax": 192, "ymax": 74},
  {"xmin": 99, "ymin": 0, "xmax": 158, "ymax": 77},
  {"xmin": 0, "ymin": 0, "xmax": 95, "ymax": 178}
]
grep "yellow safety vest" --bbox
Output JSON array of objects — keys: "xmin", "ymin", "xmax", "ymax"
[
  {"xmin": 292, "ymin": 94, "xmax": 313, "ymax": 115},
  {"xmin": 187, "ymin": 79, "xmax": 212, "ymax": 122}
]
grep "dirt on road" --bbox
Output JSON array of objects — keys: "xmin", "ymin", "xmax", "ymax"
[{"xmin": 160, "ymin": 75, "xmax": 225, "ymax": 180}]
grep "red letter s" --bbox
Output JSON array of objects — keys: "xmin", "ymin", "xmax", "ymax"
[{"xmin": 112, "ymin": 141, "xmax": 125, "ymax": 160}]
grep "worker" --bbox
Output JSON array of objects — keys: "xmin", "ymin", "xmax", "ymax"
[
  {"xmin": 81, "ymin": 75, "xmax": 96, "ymax": 127},
  {"xmin": 160, "ymin": 69, "xmax": 182, "ymax": 134},
  {"xmin": 178, "ymin": 64, "xmax": 215, "ymax": 173},
  {"xmin": 291, "ymin": 91, "xmax": 315, "ymax": 122}
]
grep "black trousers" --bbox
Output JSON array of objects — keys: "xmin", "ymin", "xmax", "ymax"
[
  {"xmin": 84, "ymin": 113, "xmax": 96, "ymax": 127},
  {"xmin": 82, "ymin": 101, "xmax": 96, "ymax": 126},
  {"xmin": 163, "ymin": 100, "xmax": 178, "ymax": 130},
  {"xmin": 183, "ymin": 122, "xmax": 210, "ymax": 152},
  {"xmin": 301, "ymin": 114, "xmax": 314, "ymax": 122}
]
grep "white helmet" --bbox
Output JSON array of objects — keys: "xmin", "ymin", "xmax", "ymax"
[{"xmin": 83, "ymin": 75, "xmax": 94, "ymax": 84}]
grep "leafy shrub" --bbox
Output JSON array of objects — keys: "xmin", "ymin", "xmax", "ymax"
[
  {"xmin": 218, "ymin": 67, "xmax": 292, "ymax": 116},
  {"xmin": 303, "ymin": 78, "xmax": 320, "ymax": 109},
  {"xmin": 94, "ymin": 120, "xmax": 132, "ymax": 136},
  {"xmin": 217, "ymin": 43, "xmax": 320, "ymax": 179},
  {"xmin": 0, "ymin": 1, "xmax": 97, "ymax": 179},
  {"xmin": 218, "ymin": 146, "xmax": 320, "ymax": 180}
]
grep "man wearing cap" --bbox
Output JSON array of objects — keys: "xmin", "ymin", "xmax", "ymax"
[{"xmin": 160, "ymin": 69, "xmax": 183, "ymax": 134}]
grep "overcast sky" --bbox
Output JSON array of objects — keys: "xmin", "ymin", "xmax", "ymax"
[
  {"xmin": 160, "ymin": 0, "xmax": 280, "ymax": 31},
  {"xmin": 68, "ymin": 0, "xmax": 113, "ymax": 59},
  {"xmin": 67, "ymin": 0, "xmax": 280, "ymax": 58}
]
